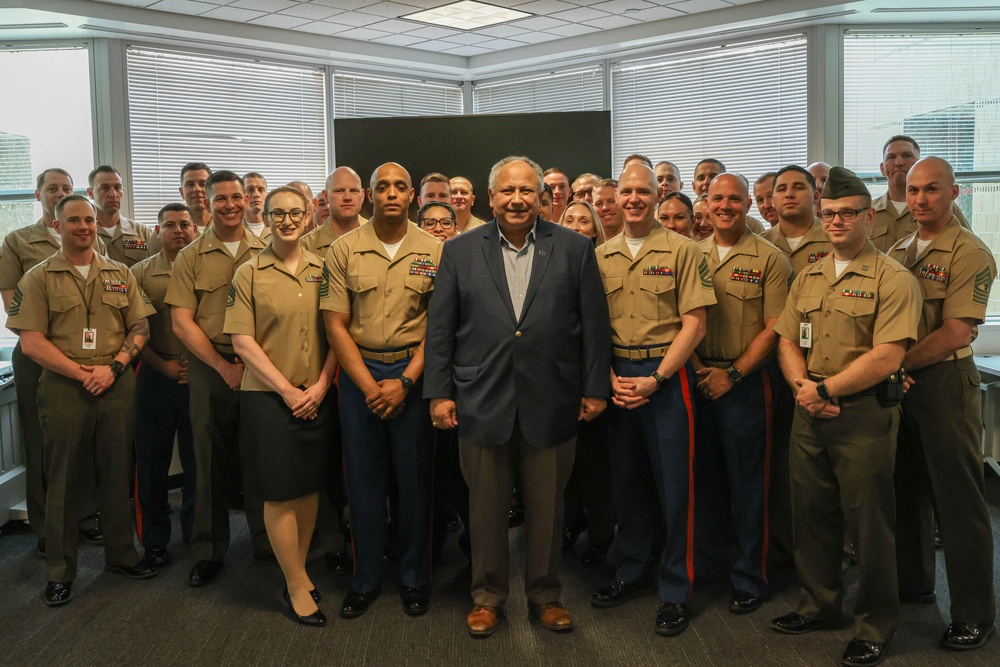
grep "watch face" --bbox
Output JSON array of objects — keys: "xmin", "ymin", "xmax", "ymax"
[{"xmin": 727, "ymin": 368, "xmax": 741, "ymax": 382}]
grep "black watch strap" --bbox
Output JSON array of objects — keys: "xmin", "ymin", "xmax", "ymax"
[
  {"xmin": 399, "ymin": 374, "xmax": 414, "ymax": 390},
  {"xmin": 110, "ymin": 360, "xmax": 126, "ymax": 377},
  {"xmin": 816, "ymin": 380, "xmax": 831, "ymax": 401},
  {"xmin": 651, "ymin": 371, "xmax": 668, "ymax": 388}
]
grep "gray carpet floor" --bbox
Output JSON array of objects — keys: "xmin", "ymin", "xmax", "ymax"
[{"xmin": 1, "ymin": 475, "xmax": 999, "ymax": 667}]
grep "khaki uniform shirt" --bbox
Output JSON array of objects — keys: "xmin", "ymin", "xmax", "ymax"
[
  {"xmin": 98, "ymin": 216, "xmax": 153, "ymax": 267},
  {"xmin": 746, "ymin": 215, "xmax": 767, "ymax": 234},
  {"xmin": 596, "ymin": 225, "xmax": 717, "ymax": 347},
  {"xmin": 870, "ymin": 193, "xmax": 969, "ymax": 253},
  {"xmin": 131, "ymin": 251, "xmax": 187, "ymax": 359},
  {"xmin": 244, "ymin": 221, "xmax": 271, "ymax": 241},
  {"xmin": 7, "ymin": 250, "xmax": 154, "ymax": 360},
  {"xmin": 697, "ymin": 228, "xmax": 792, "ymax": 365},
  {"xmin": 300, "ymin": 221, "xmax": 343, "ymax": 257},
  {"xmin": 888, "ymin": 217, "xmax": 996, "ymax": 348},
  {"xmin": 164, "ymin": 227, "xmax": 264, "ymax": 349},
  {"xmin": 224, "ymin": 248, "xmax": 326, "ymax": 392},
  {"xmin": 775, "ymin": 240, "xmax": 921, "ymax": 379},
  {"xmin": 461, "ymin": 215, "xmax": 488, "ymax": 233},
  {"xmin": 761, "ymin": 220, "xmax": 834, "ymax": 277},
  {"xmin": 0, "ymin": 220, "xmax": 107, "ymax": 291},
  {"xmin": 320, "ymin": 222, "xmax": 442, "ymax": 350}
]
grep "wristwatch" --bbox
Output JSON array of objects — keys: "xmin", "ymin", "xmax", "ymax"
[
  {"xmin": 399, "ymin": 375, "xmax": 414, "ymax": 391},
  {"xmin": 110, "ymin": 360, "xmax": 126, "ymax": 377},
  {"xmin": 650, "ymin": 371, "xmax": 668, "ymax": 389},
  {"xmin": 725, "ymin": 366, "xmax": 743, "ymax": 384},
  {"xmin": 816, "ymin": 381, "xmax": 831, "ymax": 401}
]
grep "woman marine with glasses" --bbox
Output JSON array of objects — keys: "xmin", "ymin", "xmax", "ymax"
[
  {"xmin": 223, "ymin": 186, "xmax": 338, "ymax": 626},
  {"xmin": 417, "ymin": 200, "xmax": 459, "ymax": 243}
]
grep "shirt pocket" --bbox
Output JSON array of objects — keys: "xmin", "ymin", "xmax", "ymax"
[
  {"xmin": 639, "ymin": 274, "xmax": 676, "ymax": 320},
  {"xmin": 346, "ymin": 275, "xmax": 378, "ymax": 319},
  {"xmin": 100, "ymin": 292, "xmax": 128, "ymax": 338},
  {"xmin": 603, "ymin": 275, "xmax": 624, "ymax": 319},
  {"xmin": 404, "ymin": 274, "xmax": 434, "ymax": 320},
  {"xmin": 724, "ymin": 280, "xmax": 763, "ymax": 329},
  {"xmin": 833, "ymin": 296, "xmax": 876, "ymax": 350}
]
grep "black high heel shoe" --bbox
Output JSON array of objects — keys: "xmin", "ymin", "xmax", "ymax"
[
  {"xmin": 310, "ymin": 589, "xmax": 321, "ymax": 603},
  {"xmin": 283, "ymin": 589, "xmax": 327, "ymax": 627}
]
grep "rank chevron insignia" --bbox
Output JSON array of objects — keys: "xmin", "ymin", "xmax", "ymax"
[
  {"xmin": 698, "ymin": 257, "xmax": 713, "ymax": 289},
  {"xmin": 226, "ymin": 283, "xmax": 236, "ymax": 309},
  {"xmin": 319, "ymin": 264, "xmax": 330, "ymax": 299},
  {"xmin": 9, "ymin": 287, "xmax": 22, "ymax": 317},
  {"xmin": 973, "ymin": 267, "xmax": 992, "ymax": 307}
]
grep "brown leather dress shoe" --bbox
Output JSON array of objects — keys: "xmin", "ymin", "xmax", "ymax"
[
  {"xmin": 468, "ymin": 604, "xmax": 502, "ymax": 637},
  {"xmin": 529, "ymin": 601, "xmax": 573, "ymax": 632}
]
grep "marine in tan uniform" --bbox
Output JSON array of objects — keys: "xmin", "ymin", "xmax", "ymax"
[
  {"xmin": 590, "ymin": 163, "xmax": 716, "ymax": 637},
  {"xmin": 761, "ymin": 166, "xmax": 833, "ymax": 276},
  {"xmin": 692, "ymin": 173, "xmax": 791, "ymax": 614},
  {"xmin": 0, "ymin": 168, "xmax": 102, "ymax": 552},
  {"xmin": 131, "ymin": 203, "xmax": 198, "ymax": 567},
  {"xmin": 226, "ymin": 186, "xmax": 338, "ymax": 627},
  {"xmin": 593, "ymin": 179, "xmax": 623, "ymax": 241},
  {"xmin": 417, "ymin": 172, "xmax": 450, "ymax": 207},
  {"xmin": 752, "ymin": 172, "xmax": 779, "ymax": 227},
  {"xmin": 9, "ymin": 195, "xmax": 157, "ymax": 606},
  {"xmin": 287, "ymin": 180, "xmax": 318, "ymax": 234},
  {"xmin": 178, "ymin": 162, "xmax": 212, "ymax": 229},
  {"xmin": 88, "ymin": 165, "xmax": 153, "ymax": 267},
  {"xmin": 654, "ymin": 161, "xmax": 683, "ymax": 199},
  {"xmin": 166, "ymin": 170, "xmax": 266, "ymax": 586},
  {"xmin": 770, "ymin": 167, "xmax": 922, "ymax": 667},
  {"xmin": 449, "ymin": 176, "xmax": 487, "ymax": 233},
  {"xmin": 242, "ymin": 171, "xmax": 270, "ymax": 241},
  {"xmin": 887, "ymin": 157, "xmax": 997, "ymax": 651},
  {"xmin": 301, "ymin": 167, "xmax": 365, "ymax": 256},
  {"xmin": 543, "ymin": 168, "xmax": 571, "ymax": 223},
  {"xmin": 322, "ymin": 162, "xmax": 441, "ymax": 620},
  {"xmin": 870, "ymin": 135, "xmax": 968, "ymax": 253}
]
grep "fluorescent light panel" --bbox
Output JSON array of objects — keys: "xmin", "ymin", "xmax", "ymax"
[{"xmin": 403, "ymin": 1, "xmax": 531, "ymax": 31}]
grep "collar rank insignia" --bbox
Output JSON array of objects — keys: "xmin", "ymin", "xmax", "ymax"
[
  {"xmin": 123, "ymin": 239, "xmax": 147, "ymax": 250},
  {"xmin": 808, "ymin": 251, "xmax": 829, "ymax": 263},
  {"xmin": 103, "ymin": 279, "xmax": 128, "ymax": 293},
  {"xmin": 642, "ymin": 266, "xmax": 673, "ymax": 276},
  {"xmin": 305, "ymin": 274, "xmax": 322, "ymax": 283},
  {"xmin": 918, "ymin": 263, "xmax": 949, "ymax": 283},
  {"xmin": 730, "ymin": 267, "xmax": 761, "ymax": 284},
  {"xmin": 409, "ymin": 258, "xmax": 437, "ymax": 278},
  {"xmin": 841, "ymin": 288, "xmax": 874, "ymax": 299}
]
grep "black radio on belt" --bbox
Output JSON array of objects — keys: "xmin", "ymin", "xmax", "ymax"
[{"xmin": 876, "ymin": 367, "xmax": 907, "ymax": 407}]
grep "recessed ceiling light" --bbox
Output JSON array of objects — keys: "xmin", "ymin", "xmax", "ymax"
[{"xmin": 403, "ymin": 1, "xmax": 531, "ymax": 31}]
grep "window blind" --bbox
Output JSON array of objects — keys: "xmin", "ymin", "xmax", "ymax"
[
  {"xmin": 612, "ymin": 35, "xmax": 808, "ymax": 202},
  {"xmin": 332, "ymin": 71, "xmax": 463, "ymax": 118},
  {"xmin": 126, "ymin": 46, "xmax": 328, "ymax": 226},
  {"xmin": 472, "ymin": 66, "xmax": 604, "ymax": 115}
]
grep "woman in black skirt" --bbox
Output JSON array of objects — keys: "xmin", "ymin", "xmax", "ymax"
[{"xmin": 224, "ymin": 186, "xmax": 337, "ymax": 626}]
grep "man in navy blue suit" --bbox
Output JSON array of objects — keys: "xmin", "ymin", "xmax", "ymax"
[{"xmin": 424, "ymin": 155, "xmax": 611, "ymax": 638}]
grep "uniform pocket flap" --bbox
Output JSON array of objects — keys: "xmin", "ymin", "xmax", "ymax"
[
  {"xmin": 404, "ymin": 274, "xmax": 434, "ymax": 293},
  {"xmin": 346, "ymin": 275, "xmax": 378, "ymax": 293},
  {"xmin": 602, "ymin": 275, "xmax": 623, "ymax": 295},
  {"xmin": 194, "ymin": 274, "xmax": 229, "ymax": 293}
]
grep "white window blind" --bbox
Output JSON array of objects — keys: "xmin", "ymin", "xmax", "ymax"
[
  {"xmin": 126, "ymin": 46, "xmax": 328, "ymax": 226},
  {"xmin": 332, "ymin": 71, "xmax": 463, "ymax": 118},
  {"xmin": 472, "ymin": 66, "xmax": 604, "ymax": 115},
  {"xmin": 845, "ymin": 31, "xmax": 1000, "ymax": 316},
  {"xmin": 612, "ymin": 35, "xmax": 807, "ymax": 202}
]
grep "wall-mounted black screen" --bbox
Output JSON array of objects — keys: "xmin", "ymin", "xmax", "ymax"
[{"xmin": 334, "ymin": 111, "xmax": 612, "ymax": 221}]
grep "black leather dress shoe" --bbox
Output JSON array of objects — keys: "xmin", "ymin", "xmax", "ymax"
[
  {"xmin": 44, "ymin": 582, "xmax": 72, "ymax": 607},
  {"xmin": 729, "ymin": 590, "xmax": 763, "ymax": 614},
  {"xmin": 771, "ymin": 611, "xmax": 839, "ymax": 634},
  {"xmin": 562, "ymin": 526, "xmax": 583, "ymax": 551},
  {"xmin": 79, "ymin": 525, "xmax": 104, "ymax": 545},
  {"xmin": 508, "ymin": 507, "xmax": 525, "ymax": 528},
  {"xmin": 283, "ymin": 589, "xmax": 326, "ymax": 627},
  {"xmin": 591, "ymin": 579, "xmax": 653, "ymax": 608},
  {"xmin": 340, "ymin": 589, "xmax": 380, "ymax": 619},
  {"xmin": 400, "ymin": 587, "xmax": 431, "ymax": 617},
  {"xmin": 842, "ymin": 639, "xmax": 886, "ymax": 666},
  {"xmin": 899, "ymin": 591, "xmax": 936, "ymax": 604},
  {"xmin": 581, "ymin": 545, "xmax": 608, "ymax": 568},
  {"xmin": 655, "ymin": 602, "xmax": 689, "ymax": 636},
  {"xmin": 325, "ymin": 550, "xmax": 352, "ymax": 575},
  {"xmin": 941, "ymin": 622, "xmax": 996, "ymax": 650},
  {"xmin": 188, "ymin": 560, "xmax": 223, "ymax": 586},
  {"xmin": 106, "ymin": 562, "xmax": 158, "ymax": 579},
  {"xmin": 146, "ymin": 547, "xmax": 171, "ymax": 567}
]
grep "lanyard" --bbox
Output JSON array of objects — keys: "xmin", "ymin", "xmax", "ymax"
[{"xmin": 69, "ymin": 270, "xmax": 97, "ymax": 329}]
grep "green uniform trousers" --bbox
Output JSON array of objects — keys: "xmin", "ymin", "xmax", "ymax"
[
  {"xmin": 895, "ymin": 356, "xmax": 996, "ymax": 623},
  {"xmin": 790, "ymin": 393, "xmax": 900, "ymax": 644},
  {"xmin": 37, "ymin": 368, "xmax": 139, "ymax": 583}
]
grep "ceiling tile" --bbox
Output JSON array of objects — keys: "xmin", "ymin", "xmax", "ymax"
[
  {"xmin": 509, "ymin": 15, "xmax": 568, "ymax": 31},
  {"xmin": 146, "ymin": 0, "xmax": 216, "ymax": 15},
  {"xmin": 365, "ymin": 18, "xmax": 424, "ymax": 33},
  {"xmin": 356, "ymin": 1, "xmax": 422, "ymax": 18},
  {"xmin": 472, "ymin": 24, "xmax": 531, "ymax": 39},
  {"xmin": 226, "ymin": 0, "xmax": 299, "ymax": 12},
  {"xmin": 248, "ymin": 13, "xmax": 311, "ymax": 30},
  {"xmin": 549, "ymin": 6, "xmax": 610, "ymax": 22},
  {"xmin": 582, "ymin": 14, "xmax": 639, "ymax": 29},
  {"xmin": 369, "ymin": 33, "xmax": 426, "ymax": 47},
  {"xmin": 334, "ymin": 26, "xmax": 395, "ymax": 40},
  {"xmin": 590, "ymin": 0, "xmax": 655, "ymax": 12},
  {"xmin": 627, "ymin": 5, "xmax": 685, "ymax": 21},
  {"xmin": 310, "ymin": 0, "xmax": 380, "ymax": 9},
  {"xmin": 320, "ymin": 11, "xmax": 382, "ymax": 28},
  {"xmin": 94, "ymin": 0, "xmax": 161, "ymax": 7},
  {"xmin": 514, "ymin": 0, "xmax": 579, "ymax": 13},
  {"xmin": 528, "ymin": 31, "xmax": 565, "ymax": 43},
  {"xmin": 405, "ymin": 25, "xmax": 465, "ymax": 39},
  {"xmin": 442, "ymin": 32, "xmax": 489, "ymax": 46},
  {"xmin": 393, "ymin": 0, "xmax": 454, "ymax": 7},
  {"xmin": 200, "ymin": 6, "xmax": 267, "ymax": 21},
  {"xmin": 442, "ymin": 44, "xmax": 494, "ymax": 57},
  {"xmin": 407, "ymin": 38, "xmax": 468, "ymax": 52},
  {"xmin": 543, "ymin": 22, "xmax": 597, "ymax": 37},
  {"xmin": 278, "ymin": 3, "xmax": 342, "ymax": 20},
  {"xmin": 477, "ymin": 37, "xmax": 532, "ymax": 50},
  {"xmin": 666, "ymin": 0, "xmax": 732, "ymax": 14}
]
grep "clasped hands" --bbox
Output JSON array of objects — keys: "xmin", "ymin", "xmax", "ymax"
[
  {"xmin": 428, "ymin": 396, "xmax": 606, "ymax": 430},
  {"xmin": 793, "ymin": 378, "xmax": 841, "ymax": 419},
  {"xmin": 366, "ymin": 378, "xmax": 407, "ymax": 420}
]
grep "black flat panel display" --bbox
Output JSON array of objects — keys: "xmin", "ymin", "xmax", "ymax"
[{"xmin": 334, "ymin": 111, "xmax": 612, "ymax": 221}]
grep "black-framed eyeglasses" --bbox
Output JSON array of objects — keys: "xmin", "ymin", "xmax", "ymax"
[
  {"xmin": 420, "ymin": 218, "xmax": 455, "ymax": 229},
  {"xmin": 819, "ymin": 207, "xmax": 869, "ymax": 222},
  {"xmin": 267, "ymin": 208, "xmax": 306, "ymax": 223}
]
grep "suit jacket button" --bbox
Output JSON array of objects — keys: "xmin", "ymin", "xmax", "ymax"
[{"xmin": 515, "ymin": 331, "xmax": 522, "ymax": 337}]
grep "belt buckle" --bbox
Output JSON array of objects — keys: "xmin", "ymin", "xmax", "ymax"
[
  {"xmin": 382, "ymin": 351, "xmax": 394, "ymax": 364},
  {"xmin": 629, "ymin": 349, "xmax": 644, "ymax": 361}
]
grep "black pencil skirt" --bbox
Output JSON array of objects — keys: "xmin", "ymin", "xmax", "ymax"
[{"xmin": 239, "ymin": 389, "xmax": 334, "ymax": 502}]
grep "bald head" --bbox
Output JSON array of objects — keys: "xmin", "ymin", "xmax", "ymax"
[
  {"xmin": 287, "ymin": 180, "xmax": 314, "ymax": 201},
  {"xmin": 325, "ymin": 166, "xmax": 364, "ymax": 225},
  {"xmin": 618, "ymin": 163, "xmax": 657, "ymax": 193},
  {"xmin": 807, "ymin": 162, "xmax": 832, "ymax": 193},
  {"xmin": 909, "ymin": 156, "xmax": 955, "ymax": 186},
  {"xmin": 906, "ymin": 156, "xmax": 959, "ymax": 229},
  {"xmin": 326, "ymin": 166, "xmax": 361, "ymax": 194},
  {"xmin": 708, "ymin": 172, "xmax": 749, "ymax": 199},
  {"xmin": 369, "ymin": 162, "xmax": 413, "ymax": 223},
  {"xmin": 370, "ymin": 162, "xmax": 411, "ymax": 190}
]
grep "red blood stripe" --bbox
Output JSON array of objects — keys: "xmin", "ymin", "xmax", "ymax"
[{"xmin": 677, "ymin": 364, "xmax": 696, "ymax": 598}]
